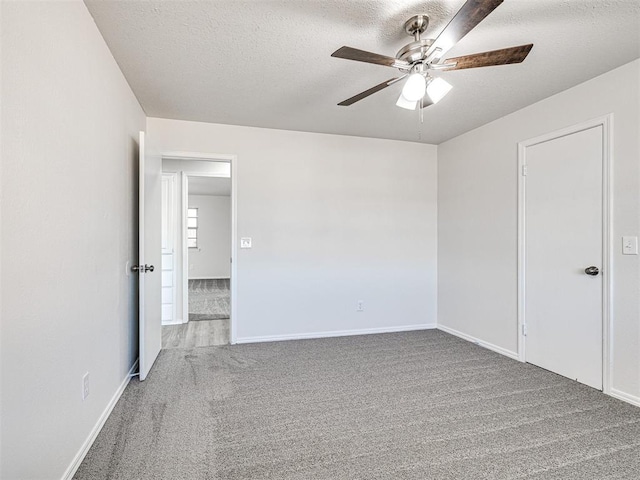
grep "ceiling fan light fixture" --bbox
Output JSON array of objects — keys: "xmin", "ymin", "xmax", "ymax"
[
  {"xmin": 396, "ymin": 93, "xmax": 418, "ymax": 110},
  {"xmin": 426, "ymin": 77, "xmax": 453, "ymax": 104},
  {"xmin": 401, "ymin": 73, "xmax": 427, "ymax": 102}
]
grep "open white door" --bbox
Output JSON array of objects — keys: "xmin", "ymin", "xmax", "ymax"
[{"xmin": 137, "ymin": 131, "xmax": 162, "ymax": 380}]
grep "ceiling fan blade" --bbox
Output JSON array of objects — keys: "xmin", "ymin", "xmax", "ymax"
[
  {"xmin": 332, "ymin": 46, "xmax": 410, "ymax": 69},
  {"xmin": 442, "ymin": 44, "xmax": 533, "ymax": 70},
  {"xmin": 338, "ymin": 76, "xmax": 407, "ymax": 106},
  {"xmin": 427, "ymin": 0, "xmax": 504, "ymax": 57}
]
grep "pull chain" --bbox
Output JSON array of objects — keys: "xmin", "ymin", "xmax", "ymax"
[
  {"xmin": 417, "ymin": 98, "xmax": 422, "ymax": 141},
  {"xmin": 417, "ymin": 97, "xmax": 425, "ymax": 141}
]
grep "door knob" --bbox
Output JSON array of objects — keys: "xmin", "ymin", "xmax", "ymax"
[
  {"xmin": 584, "ymin": 266, "xmax": 599, "ymax": 276},
  {"xmin": 131, "ymin": 264, "xmax": 155, "ymax": 273}
]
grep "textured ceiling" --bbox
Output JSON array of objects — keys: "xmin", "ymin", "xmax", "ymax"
[
  {"xmin": 85, "ymin": 0, "xmax": 640, "ymax": 144},
  {"xmin": 188, "ymin": 176, "xmax": 231, "ymax": 196}
]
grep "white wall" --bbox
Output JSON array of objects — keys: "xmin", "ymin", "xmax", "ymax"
[
  {"xmin": 149, "ymin": 119, "xmax": 438, "ymax": 341},
  {"xmin": 188, "ymin": 194, "xmax": 231, "ymax": 279},
  {"xmin": 438, "ymin": 59, "xmax": 640, "ymax": 403},
  {"xmin": 1, "ymin": 1, "xmax": 146, "ymax": 478}
]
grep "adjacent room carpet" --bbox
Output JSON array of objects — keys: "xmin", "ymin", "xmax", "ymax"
[
  {"xmin": 188, "ymin": 278, "xmax": 230, "ymax": 321},
  {"xmin": 74, "ymin": 330, "xmax": 640, "ymax": 479},
  {"xmin": 162, "ymin": 319, "xmax": 230, "ymax": 349}
]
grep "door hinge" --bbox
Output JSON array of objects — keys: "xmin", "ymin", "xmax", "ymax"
[
  {"xmin": 522, "ymin": 324, "xmax": 527, "ymax": 336},
  {"xmin": 521, "ymin": 165, "xmax": 528, "ymax": 176}
]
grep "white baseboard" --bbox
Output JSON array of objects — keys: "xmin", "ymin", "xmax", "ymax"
[
  {"xmin": 437, "ymin": 324, "xmax": 519, "ymax": 360},
  {"xmin": 610, "ymin": 388, "xmax": 640, "ymax": 408},
  {"xmin": 61, "ymin": 360, "xmax": 139, "ymax": 480},
  {"xmin": 162, "ymin": 319, "xmax": 183, "ymax": 326},
  {"xmin": 235, "ymin": 324, "xmax": 437, "ymax": 344}
]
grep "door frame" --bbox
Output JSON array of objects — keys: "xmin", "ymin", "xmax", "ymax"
[
  {"xmin": 517, "ymin": 114, "xmax": 613, "ymax": 393},
  {"xmin": 162, "ymin": 151, "xmax": 238, "ymax": 345}
]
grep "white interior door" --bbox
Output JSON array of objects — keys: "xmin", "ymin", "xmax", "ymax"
[
  {"xmin": 138, "ymin": 131, "xmax": 162, "ymax": 381},
  {"xmin": 524, "ymin": 125, "xmax": 603, "ymax": 390}
]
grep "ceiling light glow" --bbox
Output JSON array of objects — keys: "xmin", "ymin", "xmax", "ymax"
[
  {"xmin": 401, "ymin": 73, "xmax": 427, "ymax": 102},
  {"xmin": 396, "ymin": 93, "xmax": 418, "ymax": 110}
]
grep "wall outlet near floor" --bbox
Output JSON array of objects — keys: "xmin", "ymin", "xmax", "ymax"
[
  {"xmin": 356, "ymin": 300, "xmax": 364, "ymax": 312},
  {"xmin": 82, "ymin": 372, "xmax": 90, "ymax": 401}
]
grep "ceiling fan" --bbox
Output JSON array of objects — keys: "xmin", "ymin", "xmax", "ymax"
[{"xmin": 331, "ymin": 0, "xmax": 533, "ymax": 110}]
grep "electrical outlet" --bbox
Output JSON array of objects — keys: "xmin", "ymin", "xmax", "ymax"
[
  {"xmin": 82, "ymin": 372, "xmax": 90, "ymax": 401},
  {"xmin": 357, "ymin": 300, "xmax": 364, "ymax": 312},
  {"xmin": 622, "ymin": 236, "xmax": 638, "ymax": 255}
]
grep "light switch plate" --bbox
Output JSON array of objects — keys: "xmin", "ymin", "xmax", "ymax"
[
  {"xmin": 622, "ymin": 236, "xmax": 638, "ymax": 255},
  {"xmin": 240, "ymin": 237, "xmax": 252, "ymax": 249},
  {"xmin": 82, "ymin": 372, "xmax": 90, "ymax": 401}
]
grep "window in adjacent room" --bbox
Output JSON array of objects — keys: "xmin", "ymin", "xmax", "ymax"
[{"xmin": 187, "ymin": 207, "xmax": 198, "ymax": 248}]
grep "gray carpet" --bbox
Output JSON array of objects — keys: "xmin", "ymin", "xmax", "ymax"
[
  {"xmin": 188, "ymin": 278, "xmax": 230, "ymax": 321},
  {"xmin": 74, "ymin": 330, "xmax": 640, "ymax": 479}
]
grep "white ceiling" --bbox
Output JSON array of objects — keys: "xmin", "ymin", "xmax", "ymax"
[
  {"xmin": 188, "ymin": 176, "xmax": 231, "ymax": 196},
  {"xmin": 85, "ymin": 0, "xmax": 640, "ymax": 144}
]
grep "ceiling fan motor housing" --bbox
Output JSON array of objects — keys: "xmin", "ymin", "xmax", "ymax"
[{"xmin": 396, "ymin": 38, "xmax": 434, "ymax": 64}]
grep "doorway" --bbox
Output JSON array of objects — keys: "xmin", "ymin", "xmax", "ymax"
[
  {"xmin": 160, "ymin": 155, "xmax": 237, "ymax": 349},
  {"xmin": 184, "ymin": 175, "xmax": 231, "ymax": 344},
  {"xmin": 518, "ymin": 116, "xmax": 611, "ymax": 391}
]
